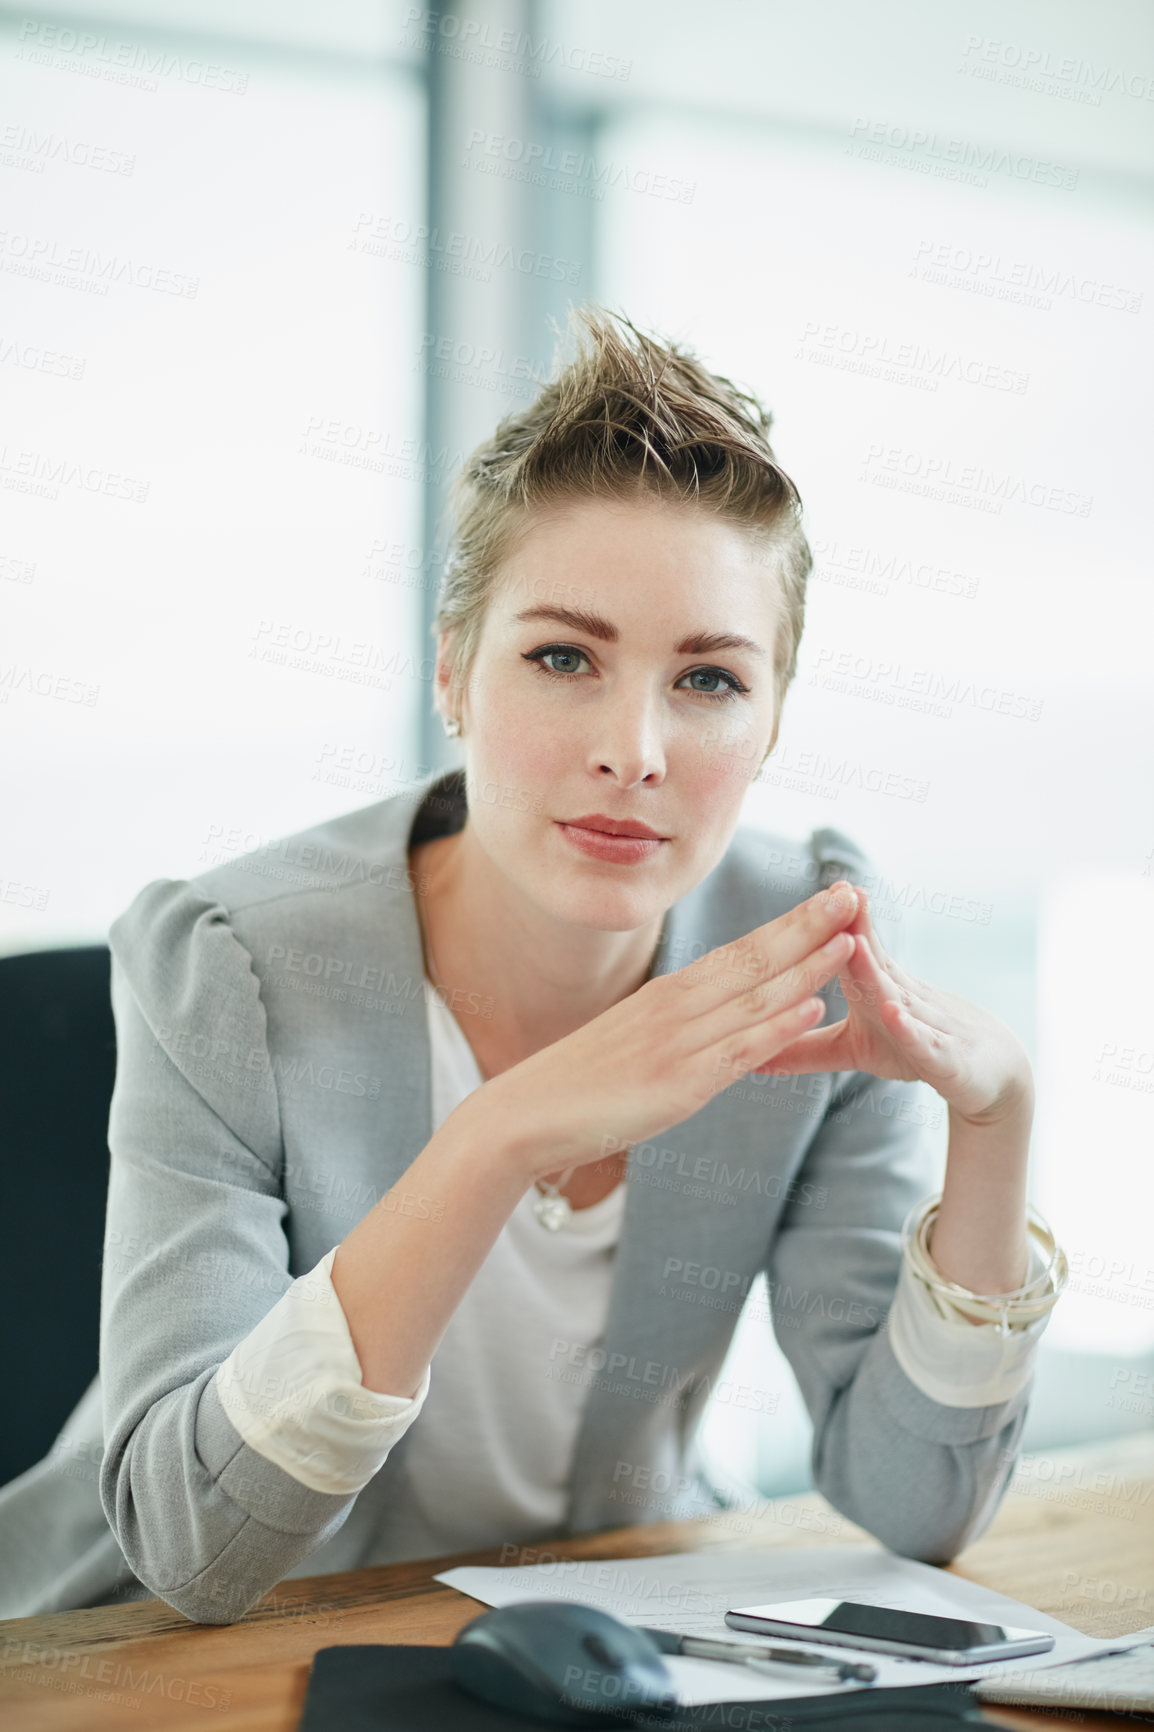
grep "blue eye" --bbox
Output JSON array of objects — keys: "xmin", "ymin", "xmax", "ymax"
[{"xmin": 521, "ymin": 644, "xmax": 748, "ymax": 704}]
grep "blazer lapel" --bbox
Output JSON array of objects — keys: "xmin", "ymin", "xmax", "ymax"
[{"xmin": 358, "ymin": 768, "xmax": 462, "ymax": 1199}]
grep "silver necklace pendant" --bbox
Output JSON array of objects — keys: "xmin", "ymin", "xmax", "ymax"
[{"xmin": 533, "ymin": 1188, "xmax": 573, "ymax": 1232}]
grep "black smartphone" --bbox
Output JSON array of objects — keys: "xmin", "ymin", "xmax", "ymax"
[{"xmin": 725, "ymin": 1598, "xmax": 1056, "ymax": 1665}]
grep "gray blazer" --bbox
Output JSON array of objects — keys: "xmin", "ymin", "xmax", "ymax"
[{"xmin": 0, "ymin": 767, "xmax": 1032, "ymax": 1625}]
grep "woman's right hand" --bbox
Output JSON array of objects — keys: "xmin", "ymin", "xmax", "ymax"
[{"xmin": 474, "ymin": 880, "xmax": 863, "ymax": 1183}]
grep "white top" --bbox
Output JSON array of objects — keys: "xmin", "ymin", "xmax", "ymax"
[
  {"xmin": 214, "ymin": 984, "xmax": 1051, "ymax": 1504},
  {"xmin": 396, "ymin": 990, "xmax": 627, "ymax": 1552}
]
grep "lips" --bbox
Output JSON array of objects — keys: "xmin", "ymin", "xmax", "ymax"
[
  {"xmin": 563, "ymin": 814, "xmax": 668, "ymax": 840},
  {"xmin": 556, "ymin": 822, "xmax": 666, "ymax": 865}
]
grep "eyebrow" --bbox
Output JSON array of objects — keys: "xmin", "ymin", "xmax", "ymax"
[{"xmin": 510, "ymin": 604, "xmax": 767, "ymax": 660}]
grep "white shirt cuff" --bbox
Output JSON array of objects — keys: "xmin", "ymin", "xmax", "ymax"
[
  {"xmin": 887, "ymin": 1238, "xmax": 1051, "ymax": 1408},
  {"xmin": 214, "ymin": 1246, "xmax": 431, "ymax": 1495}
]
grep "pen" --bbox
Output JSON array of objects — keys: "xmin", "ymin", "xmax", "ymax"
[{"xmin": 641, "ymin": 1628, "xmax": 877, "ymax": 1685}]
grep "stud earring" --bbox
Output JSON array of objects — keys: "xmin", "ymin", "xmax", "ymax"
[{"xmin": 442, "ymin": 716, "xmax": 461, "ymax": 738}]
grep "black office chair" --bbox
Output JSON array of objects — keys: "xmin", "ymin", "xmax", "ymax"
[{"xmin": 0, "ymin": 946, "xmax": 116, "ymax": 1488}]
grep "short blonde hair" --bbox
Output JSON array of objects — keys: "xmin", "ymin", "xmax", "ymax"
[{"xmin": 432, "ymin": 305, "xmax": 811, "ymax": 764}]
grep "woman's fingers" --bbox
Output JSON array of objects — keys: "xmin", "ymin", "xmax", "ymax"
[
  {"xmin": 747, "ymin": 928, "xmax": 856, "ymax": 1015},
  {"xmin": 712, "ymin": 989, "xmax": 836, "ymax": 1086},
  {"xmin": 747, "ymin": 914, "xmax": 929, "ymax": 1080},
  {"xmin": 682, "ymin": 878, "xmax": 946, "ymax": 1094},
  {"xmin": 748, "ymin": 1017, "xmax": 852, "ymax": 1076},
  {"xmin": 837, "ymin": 921, "xmax": 903, "ymax": 1015},
  {"xmin": 680, "ymin": 880, "xmax": 860, "ymax": 1004},
  {"xmin": 845, "ymin": 935, "xmax": 961, "ymax": 1081},
  {"xmin": 702, "ymin": 934, "xmax": 854, "ymax": 1090},
  {"xmin": 847, "ymin": 919, "xmax": 948, "ymax": 1035},
  {"xmin": 849, "ymin": 890, "xmax": 922, "ymax": 997},
  {"xmin": 847, "ymin": 887, "xmax": 891, "ymax": 965}
]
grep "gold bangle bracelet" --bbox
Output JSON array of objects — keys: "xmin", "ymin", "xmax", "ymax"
[{"xmin": 901, "ymin": 1194, "xmax": 1069, "ymax": 1335}]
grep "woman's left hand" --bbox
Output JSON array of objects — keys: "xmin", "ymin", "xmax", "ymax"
[{"xmin": 754, "ymin": 886, "xmax": 1033, "ymax": 1123}]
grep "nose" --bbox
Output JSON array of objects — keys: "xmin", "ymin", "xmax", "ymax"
[{"xmin": 588, "ymin": 685, "xmax": 667, "ymax": 788}]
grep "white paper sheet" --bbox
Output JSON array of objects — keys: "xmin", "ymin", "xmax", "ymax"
[{"xmin": 435, "ymin": 1545, "xmax": 1129, "ymax": 1707}]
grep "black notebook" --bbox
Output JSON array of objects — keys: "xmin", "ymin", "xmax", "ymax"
[{"xmin": 296, "ymin": 1644, "xmax": 988, "ymax": 1731}]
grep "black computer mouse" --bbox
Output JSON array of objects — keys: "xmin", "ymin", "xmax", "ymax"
[{"xmin": 450, "ymin": 1599, "xmax": 679, "ymax": 1726}]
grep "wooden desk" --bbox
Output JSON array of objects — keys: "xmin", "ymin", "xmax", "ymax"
[{"xmin": 2, "ymin": 1433, "xmax": 1150, "ymax": 1731}]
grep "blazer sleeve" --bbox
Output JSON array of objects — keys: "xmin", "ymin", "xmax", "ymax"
[
  {"xmin": 760, "ymin": 829, "xmax": 1032, "ymax": 1564},
  {"xmin": 99, "ymin": 879, "xmax": 379, "ymax": 1624}
]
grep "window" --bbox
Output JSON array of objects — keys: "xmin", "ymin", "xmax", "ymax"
[{"xmin": 1, "ymin": 6, "xmax": 425, "ymax": 946}]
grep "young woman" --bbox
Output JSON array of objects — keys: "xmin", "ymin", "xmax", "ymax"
[{"xmin": 0, "ymin": 308, "xmax": 1064, "ymax": 1624}]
